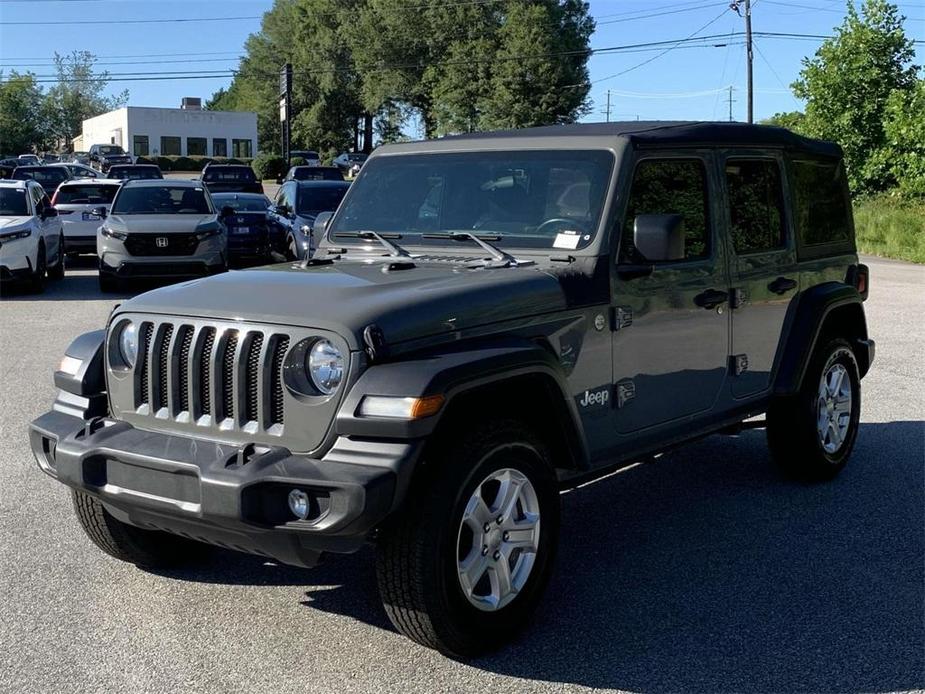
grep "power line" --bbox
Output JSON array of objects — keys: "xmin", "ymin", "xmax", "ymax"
[{"xmin": 590, "ymin": 8, "xmax": 731, "ymax": 85}]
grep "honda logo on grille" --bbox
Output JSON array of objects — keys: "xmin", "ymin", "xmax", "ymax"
[{"xmin": 155, "ymin": 237, "xmax": 168, "ymax": 248}]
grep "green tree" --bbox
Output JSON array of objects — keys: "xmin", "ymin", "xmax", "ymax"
[
  {"xmin": 879, "ymin": 77, "xmax": 925, "ymax": 196},
  {"xmin": 761, "ymin": 111, "xmax": 806, "ymax": 132},
  {"xmin": 792, "ymin": 0, "xmax": 918, "ymax": 193},
  {"xmin": 479, "ymin": 0, "xmax": 594, "ymax": 130},
  {"xmin": 43, "ymin": 51, "xmax": 129, "ymax": 149},
  {"xmin": 0, "ymin": 72, "xmax": 48, "ymax": 154}
]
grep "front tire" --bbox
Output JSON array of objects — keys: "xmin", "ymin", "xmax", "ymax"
[
  {"xmin": 376, "ymin": 420, "xmax": 559, "ymax": 657},
  {"xmin": 47, "ymin": 234, "xmax": 65, "ymax": 280},
  {"xmin": 26, "ymin": 244, "xmax": 46, "ymax": 293},
  {"xmin": 767, "ymin": 337, "xmax": 861, "ymax": 480},
  {"xmin": 98, "ymin": 273, "xmax": 121, "ymax": 293},
  {"xmin": 71, "ymin": 490, "xmax": 203, "ymax": 568}
]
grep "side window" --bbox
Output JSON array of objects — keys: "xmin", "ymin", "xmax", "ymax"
[
  {"xmin": 725, "ymin": 159, "xmax": 786, "ymax": 254},
  {"xmin": 790, "ymin": 159, "xmax": 851, "ymax": 246},
  {"xmin": 31, "ymin": 185, "xmax": 44, "ymax": 214},
  {"xmin": 620, "ymin": 159, "xmax": 710, "ymax": 262}
]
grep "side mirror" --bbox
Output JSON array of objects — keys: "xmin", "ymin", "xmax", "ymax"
[
  {"xmin": 633, "ymin": 214, "xmax": 685, "ymax": 262},
  {"xmin": 275, "ymin": 176, "xmax": 284, "ymax": 185},
  {"xmin": 95, "ymin": 207, "xmax": 107, "ymax": 218},
  {"xmin": 275, "ymin": 203, "xmax": 290, "ymax": 217},
  {"xmin": 220, "ymin": 205, "xmax": 235, "ymax": 218},
  {"xmin": 314, "ymin": 211, "xmax": 333, "ymax": 233}
]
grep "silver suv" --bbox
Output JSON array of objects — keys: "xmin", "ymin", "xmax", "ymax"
[
  {"xmin": 0, "ymin": 179, "xmax": 65, "ymax": 292},
  {"xmin": 52, "ymin": 178, "xmax": 122, "ymax": 257},
  {"xmin": 97, "ymin": 179, "xmax": 229, "ymax": 292}
]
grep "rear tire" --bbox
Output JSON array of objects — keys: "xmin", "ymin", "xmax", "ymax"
[
  {"xmin": 71, "ymin": 490, "xmax": 204, "ymax": 568},
  {"xmin": 767, "ymin": 337, "xmax": 861, "ymax": 481},
  {"xmin": 376, "ymin": 420, "xmax": 559, "ymax": 657}
]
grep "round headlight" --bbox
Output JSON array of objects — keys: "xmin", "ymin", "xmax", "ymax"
[
  {"xmin": 119, "ymin": 322, "xmax": 138, "ymax": 367},
  {"xmin": 307, "ymin": 339, "xmax": 344, "ymax": 395}
]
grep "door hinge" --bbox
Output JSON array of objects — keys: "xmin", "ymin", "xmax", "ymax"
[
  {"xmin": 611, "ymin": 306, "xmax": 633, "ymax": 331},
  {"xmin": 731, "ymin": 287, "xmax": 747, "ymax": 309},
  {"xmin": 732, "ymin": 354, "xmax": 749, "ymax": 376},
  {"xmin": 616, "ymin": 379, "xmax": 636, "ymax": 408}
]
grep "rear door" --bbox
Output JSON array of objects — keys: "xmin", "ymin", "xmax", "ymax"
[
  {"xmin": 611, "ymin": 153, "xmax": 731, "ymax": 435},
  {"xmin": 722, "ymin": 153, "xmax": 798, "ymax": 399}
]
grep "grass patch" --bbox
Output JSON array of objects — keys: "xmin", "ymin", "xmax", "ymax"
[{"xmin": 853, "ymin": 195, "xmax": 925, "ymax": 264}]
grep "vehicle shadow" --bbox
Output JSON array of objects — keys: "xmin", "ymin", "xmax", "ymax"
[{"xmin": 155, "ymin": 420, "xmax": 924, "ymax": 691}]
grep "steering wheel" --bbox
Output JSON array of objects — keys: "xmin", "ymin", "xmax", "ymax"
[{"xmin": 534, "ymin": 218, "xmax": 590, "ymax": 236}]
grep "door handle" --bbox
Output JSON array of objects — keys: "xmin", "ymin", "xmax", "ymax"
[
  {"xmin": 768, "ymin": 276, "xmax": 797, "ymax": 295},
  {"xmin": 694, "ymin": 289, "xmax": 728, "ymax": 309}
]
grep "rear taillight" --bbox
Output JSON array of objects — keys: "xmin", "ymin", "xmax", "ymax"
[
  {"xmin": 50, "ymin": 191, "xmax": 58, "ymax": 205},
  {"xmin": 848, "ymin": 263, "xmax": 869, "ymax": 300}
]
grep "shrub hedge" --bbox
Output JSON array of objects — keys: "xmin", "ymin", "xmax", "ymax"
[{"xmin": 251, "ymin": 153, "xmax": 287, "ymax": 181}]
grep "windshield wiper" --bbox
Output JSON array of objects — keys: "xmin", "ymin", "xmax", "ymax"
[
  {"xmin": 333, "ymin": 230, "xmax": 412, "ymax": 258},
  {"xmin": 421, "ymin": 231, "xmax": 520, "ymax": 267}
]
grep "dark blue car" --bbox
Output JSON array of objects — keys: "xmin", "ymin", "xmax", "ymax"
[{"xmin": 212, "ymin": 192, "xmax": 272, "ymax": 264}]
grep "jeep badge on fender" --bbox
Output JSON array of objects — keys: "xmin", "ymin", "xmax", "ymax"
[{"xmin": 30, "ymin": 122, "xmax": 874, "ymax": 658}]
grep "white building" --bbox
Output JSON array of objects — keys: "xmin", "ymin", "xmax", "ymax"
[{"xmin": 80, "ymin": 99, "xmax": 258, "ymax": 159}]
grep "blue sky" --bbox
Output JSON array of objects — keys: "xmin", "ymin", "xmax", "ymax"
[{"xmin": 0, "ymin": 0, "xmax": 922, "ymax": 127}]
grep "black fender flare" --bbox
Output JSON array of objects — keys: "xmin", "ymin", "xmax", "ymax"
[
  {"xmin": 51, "ymin": 329, "xmax": 108, "ymax": 420},
  {"xmin": 335, "ymin": 338, "xmax": 590, "ymax": 468},
  {"xmin": 774, "ymin": 282, "xmax": 869, "ymax": 395}
]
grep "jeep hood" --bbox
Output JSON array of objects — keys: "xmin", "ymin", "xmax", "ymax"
[
  {"xmin": 118, "ymin": 260, "xmax": 566, "ymax": 349},
  {"xmin": 106, "ymin": 214, "xmax": 216, "ymax": 234}
]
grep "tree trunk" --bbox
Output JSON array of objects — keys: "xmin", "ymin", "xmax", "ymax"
[{"xmin": 363, "ymin": 113, "xmax": 374, "ymax": 153}]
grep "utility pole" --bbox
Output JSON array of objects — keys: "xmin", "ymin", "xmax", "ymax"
[
  {"xmin": 745, "ymin": 0, "xmax": 753, "ymax": 123},
  {"xmin": 602, "ymin": 90, "xmax": 612, "ymax": 123},
  {"xmin": 727, "ymin": 85, "xmax": 736, "ymax": 122},
  {"xmin": 730, "ymin": 1, "xmax": 754, "ymax": 123}
]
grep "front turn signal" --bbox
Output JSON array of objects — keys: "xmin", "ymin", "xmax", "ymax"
[{"xmin": 357, "ymin": 394, "xmax": 445, "ymax": 420}]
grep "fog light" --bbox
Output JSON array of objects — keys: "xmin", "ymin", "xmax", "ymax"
[{"xmin": 288, "ymin": 489, "xmax": 311, "ymax": 520}]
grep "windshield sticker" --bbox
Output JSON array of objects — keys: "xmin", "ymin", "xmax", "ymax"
[{"xmin": 553, "ymin": 232, "xmax": 581, "ymax": 250}]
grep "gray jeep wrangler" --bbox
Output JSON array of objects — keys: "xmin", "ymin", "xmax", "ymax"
[{"xmin": 30, "ymin": 122, "xmax": 874, "ymax": 657}]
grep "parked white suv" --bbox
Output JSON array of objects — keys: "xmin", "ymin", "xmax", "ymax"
[
  {"xmin": 0, "ymin": 179, "xmax": 65, "ymax": 292},
  {"xmin": 52, "ymin": 178, "xmax": 122, "ymax": 257}
]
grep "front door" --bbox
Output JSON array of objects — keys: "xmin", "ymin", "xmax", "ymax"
[
  {"xmin": 722, "ymin": 154, "xmax": 798, "ymax": 399},
  {"xmin": 611, "ymin": 154, "xmax": 730, "ymax": 435}
]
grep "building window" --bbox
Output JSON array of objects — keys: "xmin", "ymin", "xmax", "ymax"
[
  {"xmin": 232, "ymin": 139, "xmax": 253, "ymax": 158},
  {"xmin": 160, "ymin": 136, "xmax": 181, "ymax": 156},
  {"xmin": 133, "ymin": 135, "xmax": 149, "ymax": 157},
  {"xmin": 187, "ymin": 137, "xmax": 207, "ymax": 156},
  {"xmin": 212, "ymin": 138, "xmax": 227, "ymax": 157}
]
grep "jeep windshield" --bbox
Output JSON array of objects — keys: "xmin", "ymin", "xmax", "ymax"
[
  {"xmin": 110, "ymin": 185, "xmax": 212, "ymax": 215},
  {"xmin": 99, "ymin": 146, "xmax": 125, "ymax": 156},
  {"xmin": 328, "ymin": 150, "xmax": 613, "ymax": 250}
]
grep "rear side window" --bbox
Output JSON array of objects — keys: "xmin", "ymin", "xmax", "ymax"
[
  {"xmin": 621, "ymin": 159, "xmax": 711, "ymax": 262},
  {"xmin": 56, "ymin": 185, "xmax": 118, "ymax": 204},
  {"xmin": 725, "ymin": 159, "xmax": 786, "ymax": 255},
  {"xmin": 203, "ymin": 167, "xmax": 256, "ymax": 182},
  {"xmin": 790, "ymin": 159, "xmax": 851, "ymax": 246}
]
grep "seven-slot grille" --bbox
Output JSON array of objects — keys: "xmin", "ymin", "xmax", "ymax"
[{"xmin": 131, "ymin": 321, "xmax": 289, "ymax": 432}]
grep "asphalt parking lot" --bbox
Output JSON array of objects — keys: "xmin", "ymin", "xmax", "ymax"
[{"xmin": 0, "ymin": 255, "xmax": 921, "ymax": 693}]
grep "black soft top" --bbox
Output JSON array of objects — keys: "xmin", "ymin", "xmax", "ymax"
[{"xmin": 441, "ymin": 121, "xmax": 842, "ymax": 159}]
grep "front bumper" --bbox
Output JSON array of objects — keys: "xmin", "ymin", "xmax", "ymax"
[{"xmin": 30, "ymin": 410, "xmax": 421, "ymax": 567}]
